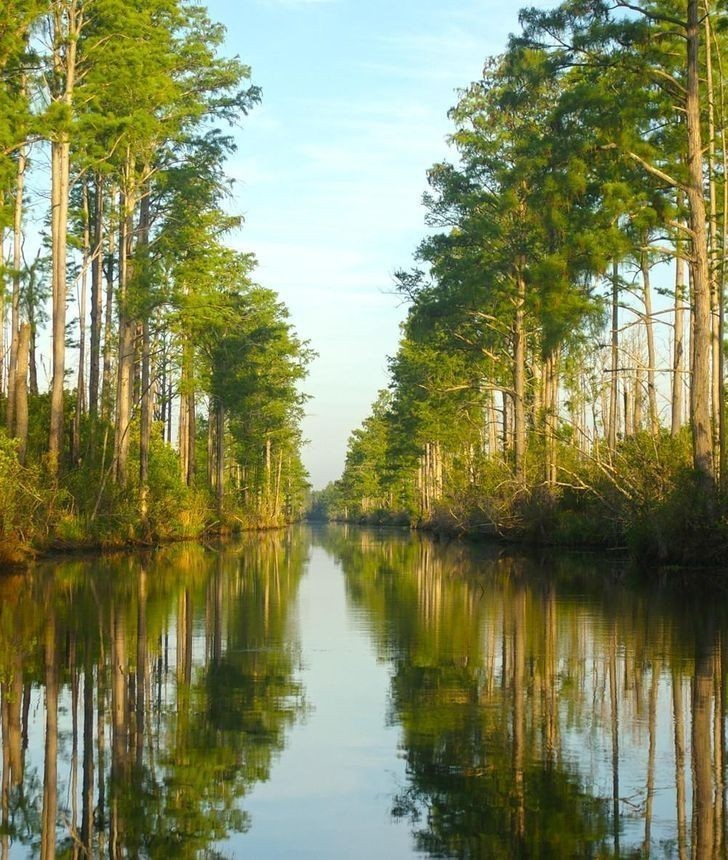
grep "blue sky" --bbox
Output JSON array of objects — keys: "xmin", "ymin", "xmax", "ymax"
[{"xmin": 204, "ymin": 0, "xmax": 551, "ymax": 488}]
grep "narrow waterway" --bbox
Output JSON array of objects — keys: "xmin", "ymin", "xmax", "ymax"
[{"xmin": 0, "ymin": 525, "xmax": 725, "ymax": 857}]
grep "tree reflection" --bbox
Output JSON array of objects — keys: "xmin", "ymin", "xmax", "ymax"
[
  {"xmin": 318, "ymin": 526, "xmax": 728, "ymax": 858},
  {"xmin": 0, "ymin": 533, "xmax": 307, "ymax": 857}
]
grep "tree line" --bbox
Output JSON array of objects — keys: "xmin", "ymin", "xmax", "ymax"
[
  {"xmin": 319, "ymin": 0, "xmax": 728, "ymax": 561},
  {"xmin": 0, "ymin": 0, "xmax": 312, "ymax": 557}
]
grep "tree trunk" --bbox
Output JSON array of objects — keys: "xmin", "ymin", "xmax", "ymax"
[
  {"xmin": 138, "ymin": 186, "xmax": 152, "ymax": 525},
  {"xmin": 101, "ymin": 204, "xmax": 116, "ymax": 420},
  {"xmin": 608, "ymin": 261, "xmax": 619, "ymax": 451},
  {"xmin": 513, "ymin": 265, "xmax": 527, "ymax": 483},
  {"xmin": 15, "ymin": 323, "xmax": 30, "ymax": 466},
  {"xmin": 114, "ymin": 188, "xmax": 135, "ymax": 485},
  {"xmin": 705, "ymin": 12, "xmax": 721, "ymax": 475},
  {"xmin": 73, "ymin": 182, "xmax": 90, "ymax": 464},
  {"xmin": 686, "ymin": 0, "xmax": 715, "ymax": 488},
  {"xmin": 49, "ymin": 1, "xmax": 80, "ymax": 475},
  {"xmin": 89, "ymin": 173, "xmax": 104, "ymax": 416},
  {"xmin": 216, "ymin": 399, "xmax": 225, "ymax": 518},
  {"xmin": 640, "ymin": 248, "xmax": 659, "ymax": 435},
  {"xmin": 6, "ymin": 142, "xmax": 26, "ymax": 436},
  {"xmin": 672, "ymin": 239, "xmax": 686, "ymax": 436}
]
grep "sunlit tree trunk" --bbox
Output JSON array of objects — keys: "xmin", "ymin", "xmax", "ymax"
[
  {"xmin": 89, "ymin": 174, "xmax": 104, "ymax": 417},
  {"xmin": 673, "ymin": 240, "xmax": 687, "ymax": 436},
  {"xmin": 114, "ymin": 185, "xmax": 135, "ymax": 485},
  {"xmin": 216, "ymin": 400, "xmax": 225, "ymax": 518},
  {"xmin": 514, "ymin": 263, "xmax": 527, "ymax": 483},
  {"xmin": 15, "ymin": 323, "xmax": 30, "ymax": 465},
  {"xmin": 138, "ymin": 184, "xmax": 152, "ymax": 526},
  {"xmin": 6, "ymin": 139, "xmax": 26, "ymax": 436},
  {"xmin": 705, "ymin": 11, "xmax": 722, "ymax": 475},
  {"xmin": 49, "ymin": 0, "xmax": 81, "ymax": 475},
  {"xmin": 687, "ymin": 0, "xmax": 715, "ymax": 488},
  {"xmin": 73, "ymin": 182, "xmax": 90, "ymax": 464},
  {"xmin": 640, "ymin": 248, "xmax": 659, "ymax": 435},
  {"xmin": 608, "ymin": 261, "xmax": 620, "ymax": 451},
  {"xmin": 101, "ymin": 198, "xmax": 116, "ymax": 421}
]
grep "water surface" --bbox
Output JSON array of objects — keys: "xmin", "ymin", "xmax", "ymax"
[{"xmin": 0, "ymin": 525, "xmax": 725, "ymax": 857}]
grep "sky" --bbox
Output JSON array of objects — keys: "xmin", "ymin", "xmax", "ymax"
[{"xmin": 203, "ymin": 0, "xmax": 551, "ymax": 489}]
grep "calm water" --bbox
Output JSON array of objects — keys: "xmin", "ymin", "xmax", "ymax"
[{"xmin": 0, "ymin": 526, "xmax": 726, "ymax": 858}]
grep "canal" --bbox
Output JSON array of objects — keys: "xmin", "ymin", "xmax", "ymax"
[{"xmin": 0, "ymin": 525, "xmax": 724, "ymax": 857}]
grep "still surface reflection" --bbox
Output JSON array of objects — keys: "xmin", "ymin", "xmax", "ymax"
[{"xmin": 0, "ymin": 526, "xmax": 726, "ymax": 857}]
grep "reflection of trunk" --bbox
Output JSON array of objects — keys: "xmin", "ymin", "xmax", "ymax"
[
  {"xmin": 672, "ymin": 669, "xmax": 688, "ymax": 860},
  {"xmin": 177, "ymin": 590, "xmax": 193, "ymax": 686},
  {"xmin": 213, "ymin": 559, "xmax": 223, "ymax": 665},
  {"xmin": 136, "ymin": 571, "xmax": 147, "ymax": 768},
  {"xmin": 97, "ymin": 656, "xmax": 107, "ymax": 840},
  {"xmin": 81, "ymin": 656, "xmax": 94, "ymax": 854},
  {"xmin": 70, "ymin": 661, "xmax": 79, "ymax": 844},
  {"xmin": 643, "ymin": 664, "xmax": 658, "ymax": 852},
  {"xmin": 609, "ymin": 626, "xmax": 620, "ymax": 856},
  {"xmin": 543, "ymin": 585, "xmax": 557, "ymax": 763},
  {"xmin": 111, "ymin": 602, "xmax": 128, "ymax": 856},
  {"xmin": 692, "ymin": 640, "xmax": 715, "ymax": 857},
  {"xmin": 1, "ymin": 683, "xmax": 9, "ymax": 860},
  {"xmin": 41, "ymin": 618, "xmax": 58, "ymax": 860},
  {"xmin": 714, "ymin": 637, "xmax": 725, "ymax": 856},
  {"xmin": 512, "ymin": 585, "xmax": 525, "ymax": 844}
]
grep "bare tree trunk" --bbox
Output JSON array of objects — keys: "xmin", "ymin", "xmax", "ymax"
[
  {"xmin": 640, "ymin": 248, "xmax": 659, "ymax": 435},
  {"xmin": 513, "ymin": 264, "xmax": 527, "ymax": 483},
  {"xmin": 15, "ymin": 323, "xmax": 30, "ymax": 466},
  {"xmin": 138, "ymin": 187, "xmax": 152, "ymax": 525},
  {"xmin": 73, "ymin": 182, "xmax": 90, "ymax": 464},
  {"xmin": 89, "ymin": 174, "xmax": 104, "ymax": 416},
  {"xmin": 114, "ymin": 185, "xmax": 135, "ymax": 485},
  {"xmin": 6, "ymin": 141, "xmax": 26, "ymax": 435},
  {"xmin": 673, "ymin": 238, "xmax": 687, "ymax": 436},
  {"xmin": 705, "ymin": 12, "xmax": 721, "ymax": 474},
  {"xmin": 608, "ymin": 261, "xmax": 619, "ymax": 451},
  {"xmin": 216, "ymin": 399, "xmax": 225, "ymax": 519},
  {"xmin": 49, "ymin": 1, "xmax": 81, "ymax": 474},
  {"xmin": 101, "ymin": 202, "xmax": 116, "ymax": 420},
  {"xmin": 687, "ymin": 0, "xmax": 715, "ymax": 488}
]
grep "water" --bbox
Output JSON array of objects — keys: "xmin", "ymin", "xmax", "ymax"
[{"xmin": 0, "ymin": 525, "xmax": 725, "ymax": 857}]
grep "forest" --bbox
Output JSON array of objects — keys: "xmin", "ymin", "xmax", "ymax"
[
  {"xmin": 317, "ymin": 0, "xmax": 728, "ymax": 563},
  {"xmin": 0, "ymin": 0, "xmax": 312, "ymax": 563}
]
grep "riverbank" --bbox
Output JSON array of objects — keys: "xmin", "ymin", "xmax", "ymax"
[{"xmin": 316, "ymin": 453, "xmax": 728, "ymax": 566}]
